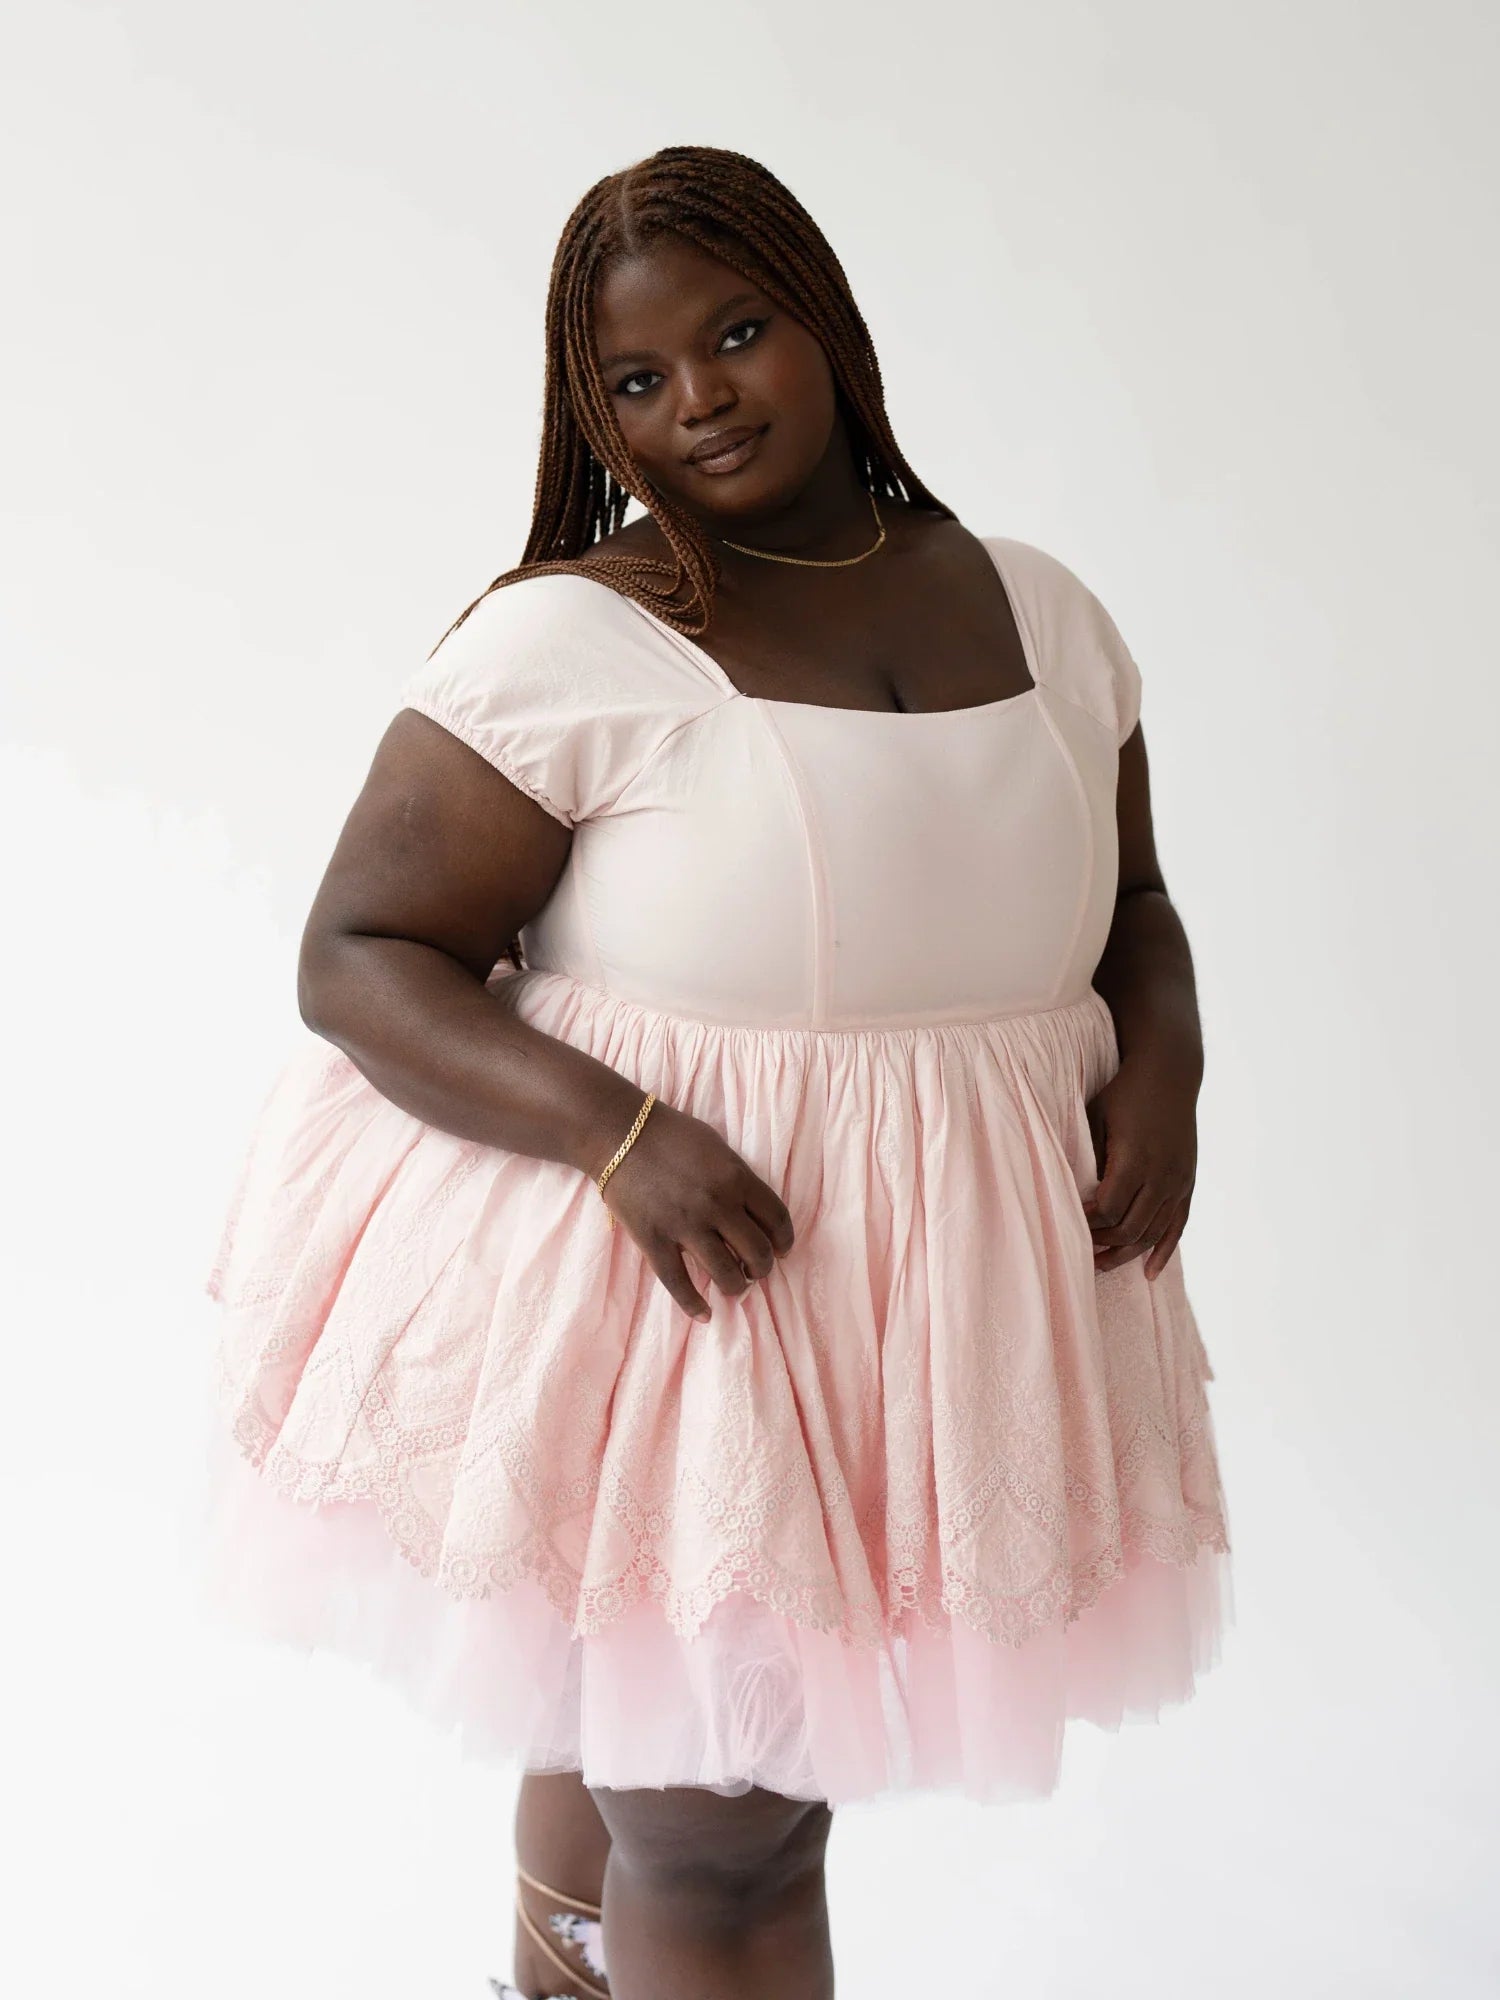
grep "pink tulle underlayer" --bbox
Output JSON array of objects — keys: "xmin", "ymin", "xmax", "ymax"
[
  {"xmin": 198, "ymin": 1432, "xmax": 1231, "ymax": 1806},
  {"xmin": 202, "ymin": 964, "xmax": 1234, "ymax": 1806}
]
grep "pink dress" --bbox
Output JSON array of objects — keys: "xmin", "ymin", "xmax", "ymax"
[{"xmin": 200, "ymin": 533, "xmax": 1233, "ymax": 1806}]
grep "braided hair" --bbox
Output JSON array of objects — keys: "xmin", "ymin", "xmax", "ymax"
[{"xmin": 439, "ymin": 145, "xmax": 954, "ymax": 971}]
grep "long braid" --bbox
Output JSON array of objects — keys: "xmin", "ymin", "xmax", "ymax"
[{"xmin": 431, "ymin": 146, "xmax": 956, "ymax": 973}]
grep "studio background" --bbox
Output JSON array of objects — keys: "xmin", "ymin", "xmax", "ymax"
[{"xmin": 4, "ymin": 3, "xmax": 1495, "ymax": 1996}]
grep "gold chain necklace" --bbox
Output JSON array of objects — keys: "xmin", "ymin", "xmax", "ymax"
[{"xmin": 717, "ymin": 491, "xmax": 885, "ymax": 568}]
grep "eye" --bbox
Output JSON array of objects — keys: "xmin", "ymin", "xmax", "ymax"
[
  {"xmin": 617, "ymin": 369, "xmax": 659, "ymax": 397},
  {"xmin": 719, "ymin": 316, "xmax": 768, "ymax": 352}
]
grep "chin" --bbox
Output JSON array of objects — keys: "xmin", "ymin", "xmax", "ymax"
[
  {"xmin": 651, "ymin": 482, "xmax": 770, "ymax": 531},
  {"xmin": 698, "ymin": 482, "xmax": 787, "ymax": 524},
  {"xmin": 697, "ymin": 468, "xmax": 814, "ymax": 528}
]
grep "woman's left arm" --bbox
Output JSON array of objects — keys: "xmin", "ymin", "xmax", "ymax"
[{"xmin": 1083, "ymin": 723, "xmax": 1204, "ymax": 1279}]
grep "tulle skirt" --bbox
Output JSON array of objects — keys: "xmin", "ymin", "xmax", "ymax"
[{"xmin": 199, "ymin": 965, "xmax": 1233, "ymax": 1806}]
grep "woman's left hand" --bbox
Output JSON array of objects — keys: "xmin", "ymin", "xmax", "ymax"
[{"xmin": 1081, "ymin": 1052, "xmax": 1198, "ymax": 1280}]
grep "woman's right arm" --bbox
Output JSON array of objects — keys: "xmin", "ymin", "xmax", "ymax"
[{"xmin": 296, "ymin": 709, "xmax": 794, "ymax": 1319}]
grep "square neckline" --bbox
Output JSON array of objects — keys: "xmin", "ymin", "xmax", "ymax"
[{"xmin": 619, "ymin": 533, "xmax": 1042, "ymax": 721}]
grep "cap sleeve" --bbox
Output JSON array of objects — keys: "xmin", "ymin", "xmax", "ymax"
[
  {"xmin": 395, "ymin": 572, "xmax": 713, "ymax": 828},
  {"xmin": 986, "ymin": 537, "xmax": 1143, "ymax": 746},
  {"xmin": 1083, "ymin": 583, "xmax": 1143, "ymax": 747}
]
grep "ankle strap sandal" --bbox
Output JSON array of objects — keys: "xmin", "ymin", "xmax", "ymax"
[{"xmin": 488, "ymin": 1862, "xmax": 609, "ymax": 2000}]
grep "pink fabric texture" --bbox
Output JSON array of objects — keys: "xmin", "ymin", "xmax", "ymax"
[{"xmin": 201, "ymin": 535, "xmax": 1233, "ymax": 1806}]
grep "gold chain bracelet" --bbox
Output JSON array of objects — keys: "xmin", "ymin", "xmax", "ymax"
[{"xmin": 596, "ymin": 1091, "xmax": 656, "ymax": 1228}]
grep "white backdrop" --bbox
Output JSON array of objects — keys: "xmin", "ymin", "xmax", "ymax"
[{"xmin": 4, "ymin": 3, "xmax": 1496, "ymax": 1996}]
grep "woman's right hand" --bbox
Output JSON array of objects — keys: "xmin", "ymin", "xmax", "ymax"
[{"xmin": 594, "ymin": 1096, "xmax": 795, "ymax": 1321}]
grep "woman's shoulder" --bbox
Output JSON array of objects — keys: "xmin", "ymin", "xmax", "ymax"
[
  {"xmin": 395, "ymin": 553, "xmax": 729, "ymax": 828},
  {"xmin": 430, "ymin": 558, "xmax": 657, "ymax": 651},
  {"xmin": 416, "ymin": 543, "xmax": 723, "ymax": 702}
]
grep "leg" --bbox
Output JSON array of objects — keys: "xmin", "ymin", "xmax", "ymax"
[
  {"xmin": 509, "ymin": 1769, "xmax": 614, "ymax": 1998},
  {"xmin": 588, "ymin": 1782, "xmax": 835, "ymax": 2000}
]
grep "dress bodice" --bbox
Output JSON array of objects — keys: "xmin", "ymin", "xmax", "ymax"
[{"xmin": 397, "ymin": 535, "xmax": 1144, "ymax": 1029}]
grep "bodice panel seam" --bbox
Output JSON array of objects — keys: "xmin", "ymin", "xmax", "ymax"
[
  {"xmin": 1034, "ymin": 692, "xmax": 1101, "ymax": 1006},
  {"xmin": 1030, "ymin": 679, "xmax": 1114, "ymax": 738},
  {"xmin": 746, "ymin": 702, "xmax": 835, "ymax": 1024},
  {"xmin": 596, "ymin": 692, "xmax": 737, "ymax": 818},
  {"xmin": 569, "ymin": 827, "xmax": 608, "ymax": 989}
]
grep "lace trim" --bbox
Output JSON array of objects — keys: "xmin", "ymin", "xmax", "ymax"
[{"xmin": 217, "ymin": 1358, "xmax": 1229, "ymax": 1653}]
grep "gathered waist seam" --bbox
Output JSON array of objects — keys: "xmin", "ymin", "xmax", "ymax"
[{"xmin": 497, "ymin": 967, "xmax": 1112, "ymax": 1041}]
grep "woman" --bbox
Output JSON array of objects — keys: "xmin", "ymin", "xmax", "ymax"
[{"xmin": 202, "ymin": 144, "xmax": 1233, "ymax": 2000}]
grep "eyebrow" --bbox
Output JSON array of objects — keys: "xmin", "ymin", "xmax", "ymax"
[{"xmin": 598, "ymin": 291, "xmax": 764, "ymax": 373}]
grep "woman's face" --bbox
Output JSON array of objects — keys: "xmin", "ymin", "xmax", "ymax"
[{"xmin": 591, "ymin": 232, "xmax": 842, "ymax": 526}]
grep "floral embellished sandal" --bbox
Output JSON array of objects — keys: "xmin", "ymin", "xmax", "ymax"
[{"xmin": 487, "ymin": 1861, "xmax": 610, "ymax": 2000}]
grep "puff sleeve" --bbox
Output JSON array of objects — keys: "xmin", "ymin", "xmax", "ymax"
[{"xmin": 395, "ymin": 574, "xmax": 638, "ymax": 827}]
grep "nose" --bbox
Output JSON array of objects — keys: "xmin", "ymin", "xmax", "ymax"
[{"xmin": 676, "ymin": 359, "xmax": 738, "ymax": 429}]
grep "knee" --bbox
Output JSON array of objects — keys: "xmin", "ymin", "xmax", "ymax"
[{"xmin": 591, "ymin": 1785, "xmax": 832, "ymax": 1922}]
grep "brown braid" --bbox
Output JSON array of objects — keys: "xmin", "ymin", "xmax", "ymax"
[{"xmin": 431, "ymin": 145, "xmax": 956, "ymax": 970}]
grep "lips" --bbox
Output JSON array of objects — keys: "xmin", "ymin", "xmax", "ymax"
[{"xmin": 686, "ymin": 423, "xmax": 768, "ymax": 467}]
